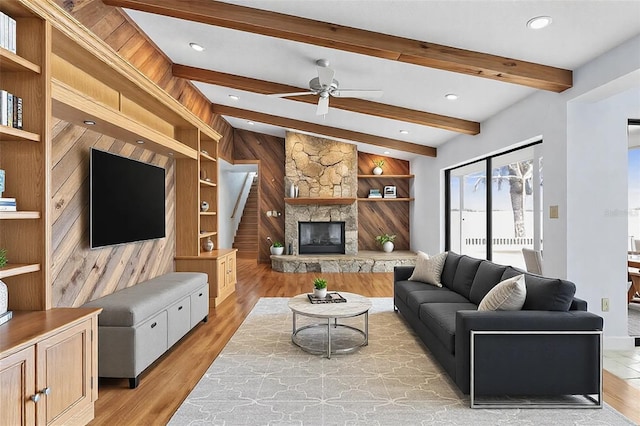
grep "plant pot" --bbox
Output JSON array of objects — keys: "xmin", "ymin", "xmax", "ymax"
[
  {"xmin": 313, "ymin": 287, "xmax": 327, "ymax": 298},
  {"xmin": 270, "ymin": 246, "xmax": 284, "ymax": 255},
  {"xmin": 382, "ymin": 241, "xmax": 394, "ymax": 253},
  {"xmin": 373, "ymin": 166, "xmax": 383, "ymax": 175}
]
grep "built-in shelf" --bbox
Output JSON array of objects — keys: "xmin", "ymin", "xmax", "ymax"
[
  {"xmin": 199, "ymin": 180, "xmax": 217, "ymax": 187},
  {"xmin": 200, "ymin": 152, "xmax": 217, "ymax": 162},
  {"xmin": 0, "ymin": 263, "xmax": 41, "ymax": 279},
  {"xmin": 358, "ymin": 174, "xmax": 414, "ymax": 179},
  {"xmin": 285, "ymin": 197, "xmax": 357, "ymax": 205},
  {"xmin": 0, "ymin": 125, "xmax": 41, "ymax": 142},
  {"xmin": 0, "ymin": 47, "xmax": 41, "ymax": 73},
  {"xmin": 358, "ymin": 198, "xmax": 415, "ymax": 202},
  {"xmin": 199, "ymin": 231, "xmax": 217, "ymax": 239},
  {"xmin": 0, "ymin": 211, "xmax": 40, "ymax": 219}
]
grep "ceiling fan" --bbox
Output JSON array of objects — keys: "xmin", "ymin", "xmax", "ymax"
[{"xmin": 269, "ymin": 59, "xmax": 383, "ymax": 115}]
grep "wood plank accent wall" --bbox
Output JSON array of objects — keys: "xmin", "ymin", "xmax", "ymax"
[
  {"xmin": 213, "ymin": 114, "xmax": 234, "ymax": 163},
  {"xmin": 51, "ymin": 117, "xmax": 175, "ymax": 307},
  {"xmin": 233, "ymin": 129, "xmax": 285, "ymax": 263},
  {"xmin": 357, "ymin": 153, "xmax": 411, "ymax": 251}
]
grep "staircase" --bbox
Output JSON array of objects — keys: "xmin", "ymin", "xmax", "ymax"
[{"xmin": 233, "ymin": 179, "xmax": 259, "ymax": 259}]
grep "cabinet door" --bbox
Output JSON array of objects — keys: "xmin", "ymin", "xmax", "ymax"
[
  {"xmin": 0, "ymin": 346, "xmax": 36, "ymax": 426},
  {"xmin": 226, "ymin": 252, "xmax": 236, "ymax": 287},
  {"xmin": 217, "ymin": 256, "xmax": 227, "ymax": 294},
  {"xmin": 36, "ymin": 320, "xmax": 92, "ymax": 426}
]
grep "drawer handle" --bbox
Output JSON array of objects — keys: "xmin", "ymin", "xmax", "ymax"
[
  {"xmin": 30, "ymin": 387, "xmax": 50, "ymax": 403},
  {"xmin": 151, "ymin": 322, "xmax": 157, "ymax": 328},
  {"xmin": 199, "ymin": 293, "xmax": 203, "ymax": 297},
  {"xmin": 178, "ymin": 306, "xmax": 183, "ymax": 311}
]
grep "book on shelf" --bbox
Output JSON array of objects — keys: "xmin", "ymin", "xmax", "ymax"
[
  {"xmin": 0, "ymin": 12, "xmax": 16, "ymax": 53},
  {"xmin": 0, "ymin": 198, "xmax": 17, "ymax": 211},
  {"xmin": 0, "ymin": 310, "xmax": 13, "ymax": 326},
  {"xmin": 0, "ymin": 90, "xmax": 22, "ymax": 129},
  {"xmin": 0, "ymin": 206, "xmax": 17, "ymax": 211}
]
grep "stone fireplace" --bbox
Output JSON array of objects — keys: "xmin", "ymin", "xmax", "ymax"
[{"xmin": 284, "ymin": 132, "xmax": 358, "ymax": 255}]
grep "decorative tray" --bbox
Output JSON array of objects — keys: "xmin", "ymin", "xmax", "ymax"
[{"xmin": 308, "ymin": 292, "xmax": 347, "ymax": 304}]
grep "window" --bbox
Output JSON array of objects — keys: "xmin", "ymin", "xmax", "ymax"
[
  {"xmin": 629, "ymin": 136, "xmax": 640, "ymax": 252},
  {"xmin": 446, "ymin": 142, "xmax": 543, "ymax": 269}
]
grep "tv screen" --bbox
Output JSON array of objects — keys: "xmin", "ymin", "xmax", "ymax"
[{"xmin": 90, "ymin": 148, "xmax": 166, "ymax": 249}]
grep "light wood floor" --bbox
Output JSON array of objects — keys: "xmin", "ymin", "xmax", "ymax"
[{"xmin": 89, "ymin": 259, "xmax": 640, "ymax": 425}]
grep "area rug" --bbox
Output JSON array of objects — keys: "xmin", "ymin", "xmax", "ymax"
[{"xmin": 170, "ymin": 298, "xmax": 633, "ymax": 425}]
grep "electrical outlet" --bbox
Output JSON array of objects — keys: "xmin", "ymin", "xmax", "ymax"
[{"xmin": 601, "ymin": 298, "xmax": 609, "ymax": 312}]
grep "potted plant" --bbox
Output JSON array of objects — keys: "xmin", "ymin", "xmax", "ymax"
[
  {"xmin": 372, "ymin": 159, "xmax": 385, "ymax": 175},
  {"xmin": 375, "ymin": 233, "xmax": 396, "ymax": 253},
  {"xmin": 313, "ymin": 277, "xmax": 328, "ymax": 298},
  {"xmin": 270, "ymin": 241, "xmax": 284, "ymax": 255}
]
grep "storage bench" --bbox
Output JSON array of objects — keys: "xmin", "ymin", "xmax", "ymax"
[{"xmin": 81, "ymin": 272, "xmax": 209, "ymax": 388}]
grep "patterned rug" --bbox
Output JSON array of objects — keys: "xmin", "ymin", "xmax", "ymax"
[{"xmin": 170, "ymin": 298, "xmax": 632, "ymax": 425}]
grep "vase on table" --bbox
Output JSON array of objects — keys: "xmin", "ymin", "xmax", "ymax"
[{"xmin": 203, "ymin": 237, "xmax": 214, "ymax": 252}]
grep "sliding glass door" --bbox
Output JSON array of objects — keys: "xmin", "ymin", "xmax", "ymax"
[{"xmin": 446, "ymin": 142, "xmax": 543, "ymax": 270}]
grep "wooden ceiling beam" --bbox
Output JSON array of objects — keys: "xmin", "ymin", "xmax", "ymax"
[
  {"xmin": 212, "ymin": 105, "xmax": 437, "ymax": 157},
  {"xmin": 105, "ymin": 0, "xmax": 572, "ymax": 92},
  {"xmin": 173, "ymin": 64, "xmax": 480, "ymax": 135}
]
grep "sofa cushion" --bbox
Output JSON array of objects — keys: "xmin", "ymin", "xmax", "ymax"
[
  {"xmin": 501, "ymin": 267, "xmax": 576, "ymax": 311},
  {"xmin": 451, "ymin": 256, "xmax": 483, "ymax": 299},
  {"xmin": 419, "ymin": 302, "xmax": 478, "ymax": 353},
  {"xmin": 478, "ymin": 274, "xmax": 526, "ymax": 311},
  {"xmin": 441, "ymin": 252, "xmax": 463, "ymax": 289},
  {"xmin": 408, "ymin": 251, "xmax": 447, "ymax": 287},
  {"xmin": 469, "ymin": 261, "xmax": 508, "ymax": 305},
  {"xmin": 394, "ymin": 280, "xmax": 442, "ymax": 305},
  {"xmin": 406, "ymin": 288, "xmax": 471, "ymax": 316},
  {"xmin": 82, "ymin": 272, "xmax": 208, "ymax": 326}
]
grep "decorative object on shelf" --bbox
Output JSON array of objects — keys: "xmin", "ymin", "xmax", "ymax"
[
  {"xmin": 0, "ymin": 248, "xmax": 6, "ymax": 268},
  {"xmin": 0, "ymin": 169, "xmax": 4, "ymax": 197},
  {"xmin": 0, "ymin": 279, "xmax": 8, "ymax": 314},
  {"xmin": 368, "ymin": 188, "xmax": 382, "ymax": 198},
  {"xmin": 270, "ymin": 241, "xmax": 284, "ymax": 255},
  {"xmin": 202, "ymin": 237, "xmax": 214, "ymax": 252},
  {"xmin": 372, "ymin": 159, "xmax": 385, "ymax": 175},
  {"xmin": 383, "ymin": 185, "xmax": 397, "ymax": 199},
  {"xmin": 313, "ymin": 277, "xmax": 328, "ymax": 298},
  {"xmin": 201, "ymin": 149, "xmax": 209, "ymax": 156},
  {"xmin": 289, "ymin": 182, "xmax": 298, "ymax": 198},
  {"xmin": 200, "ymin": 200, "xmax": 209, "ymax": 212},
  {"xmin": 375, "ymin": 233, "xmax": 396, "ymax": 253},
  {"xmin": 200, "ymin": 169, "xmax": 207, "ymax": 180}
]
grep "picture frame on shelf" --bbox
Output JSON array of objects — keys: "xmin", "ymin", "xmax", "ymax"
[
  {"xmin": 368, "ymin": 188, "xmax": 382, "ymax": 198},
  {"xmin": 383, "ymin": 186, "xmax": 397, "ymax": 198}
]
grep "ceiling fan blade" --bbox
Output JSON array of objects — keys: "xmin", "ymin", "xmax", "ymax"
[
  {"xmin": 268, "ymin": 91, "xmax": 316, "ymax": 98},
  {"xmin": 332, "ymin": 89, "xmax": 383, "ymax": 98},
  {"xmin": 317, "ymin": 65, "xmax": 335, "ymax": 88},
  {"xmin": 316, "ymin": 96, "xmax": 329, "ymax": 115}
]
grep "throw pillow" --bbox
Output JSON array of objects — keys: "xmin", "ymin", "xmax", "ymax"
[
  {"xmin": 408, "ymin": 251, "xmax": 447, "ymax": 287},
  {"xmin": 478, "ymin": 274, "xmax": 526, "ymax": 311}
]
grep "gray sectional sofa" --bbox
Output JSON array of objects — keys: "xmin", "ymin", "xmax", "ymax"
[
  {"xmin": 82, "ymin": 272, "xmax": 209, "ymax": 388},
  {"xmin": 394, "ymin": 252, "xmax": 603, "ymax": 406}
]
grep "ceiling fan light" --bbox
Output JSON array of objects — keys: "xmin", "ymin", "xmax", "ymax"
[
  {"xmin": 189, "ymin": 42, "xmax": 205, "ymax": 52},
  {"xmin": 527, "ymin": 16, "xmax": 552, "ymax": 30},
  {"xmin": 445, "ymin": 93, "xmax": 459, "ymax": 100}
]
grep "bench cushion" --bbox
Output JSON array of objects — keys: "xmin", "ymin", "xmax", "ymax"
[{"xmin": 82, "ymin": 272, "xmax": 207, "ymax": 326}]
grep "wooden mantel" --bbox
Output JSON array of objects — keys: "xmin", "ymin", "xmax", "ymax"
[{"xmin": 285, "ymin": 197, "xmax": 356, "ymax": 205}]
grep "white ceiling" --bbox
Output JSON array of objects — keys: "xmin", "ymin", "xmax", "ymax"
[{"xmin": 124, "ymin": 1, "xmax": 640, "ymax": 160}]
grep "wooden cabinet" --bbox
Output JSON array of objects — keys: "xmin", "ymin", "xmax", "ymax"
[
  {"xmin": 175, "ymin": 249, "xmax": 237, "ymax": 307},
  {"xmin": 0, "ymin": 309, "xmax": 100, "ymax": 426}
]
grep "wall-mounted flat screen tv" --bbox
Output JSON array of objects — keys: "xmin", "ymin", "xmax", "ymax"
[{"xmin": 90, "ymin": 148, "xmax": 166, "ymax": 249}]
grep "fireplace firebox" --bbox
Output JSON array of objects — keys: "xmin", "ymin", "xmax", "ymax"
[{"xmin": 298, "ymin": 221, "xmax": 345, "ymax": 255}]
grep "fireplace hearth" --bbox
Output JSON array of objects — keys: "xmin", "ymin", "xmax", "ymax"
[{"xmin": 298, "ymin": 221, "xmax": 345, "ymax": 255}]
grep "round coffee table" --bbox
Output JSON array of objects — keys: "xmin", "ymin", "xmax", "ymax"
[{"xmin": 288, "ymin": 292, "xmax": 372, "ymax": 358}]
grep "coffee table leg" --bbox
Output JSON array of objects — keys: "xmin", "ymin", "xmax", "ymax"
[
  {"xmin": 327, "ymin": 318, "xmax": 332, "ymax": 359},
  {"xmin": 292, "ymin": 312, "xmax": 297, "ymax": 334},
  {"xmin": 364, "ymin": 310, "xmax": 369, "ymax": 346}
]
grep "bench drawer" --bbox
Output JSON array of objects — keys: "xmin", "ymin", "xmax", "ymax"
[
  {"xmin": 168, "ymin": 296, "xmax": 191, "ymax": 347},
  {"xmin": 134, "ymin": 311, "xmax": 167, "ymax": 373},
  {"xmin": 190, "ymin": 285, "xmax": 209, "ymax": 328}
]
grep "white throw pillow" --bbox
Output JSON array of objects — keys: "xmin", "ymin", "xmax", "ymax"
[
  {"xmin": 408, "ymin": 251, "xmax": 447, "ymax": 287},
  {"xmin": 478, "ymin": 274, "xmax": 526, "ymax": 311}
]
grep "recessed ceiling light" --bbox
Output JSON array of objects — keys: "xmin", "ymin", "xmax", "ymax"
[
  {"xmin": 527, "ymin": 16, "xmax": 552, "ymax": 30},
  {"xmin": 228, "ymin": 95, "xmax": 239, "ymax": 101},
  {"xmin": 189, "ymin": 42, "xmax": 205, "ymax": 52},
  {"xmin": 384, "ymin": 151, "xmax": 390, "ymax": 155},
  {"xmin": 399, "ymin": 130, "xmax": 409, "ymax": 135},
  {"xmin": 247, "ymin": 121, "xmax": 255, "ymax": 125},
  {"xmin": 445, "ymin": 93, "xmax": 459, "ymax": 100},
  {"xmin": 136, "ymin": 140, "xmax": 145, "ymax": 144},
  {"xmin": 83, "ymin": 120, "xmax": 96, "ymax": 125}
]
